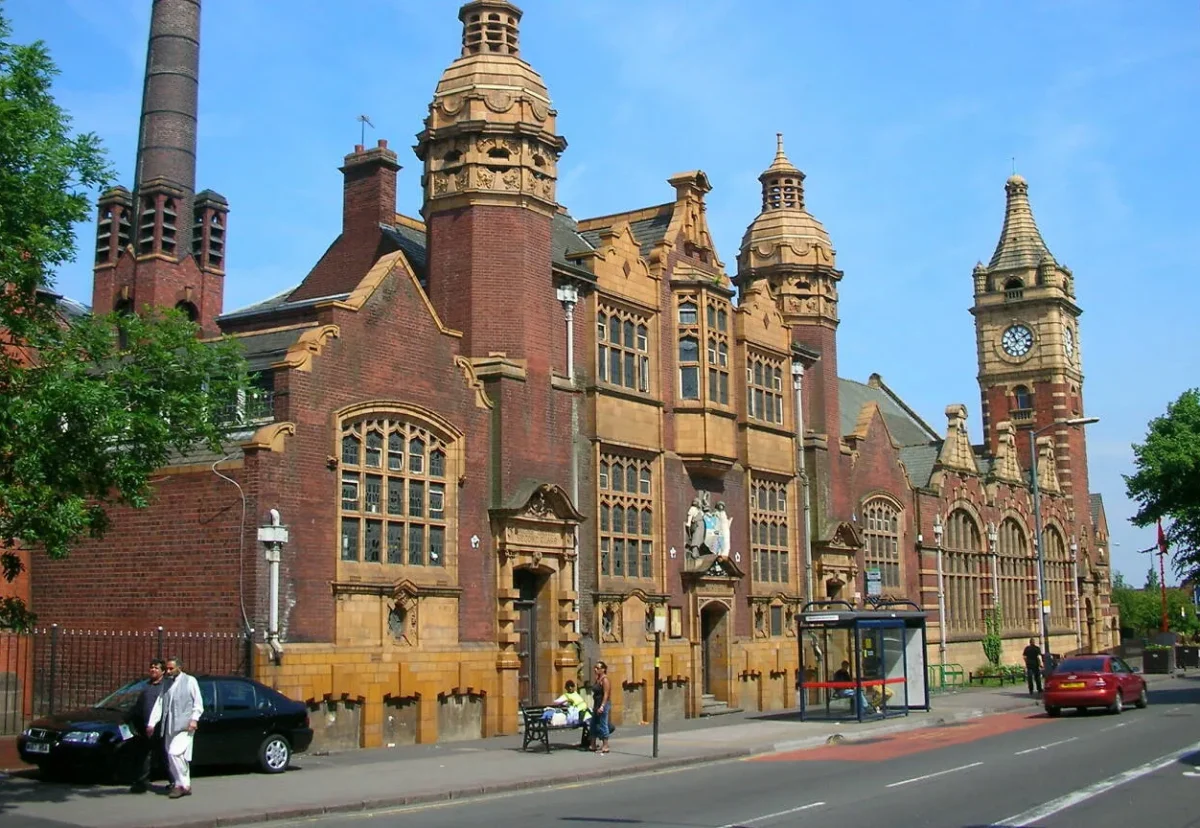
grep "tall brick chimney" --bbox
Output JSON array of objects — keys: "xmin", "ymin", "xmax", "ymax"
[
  {"xmin": 341, "ymin": 140, "xmax": 401, "ymax": 236},
  {"xmin": 92, "ymin": 0, "xmax": 227, "ymax": 336}
]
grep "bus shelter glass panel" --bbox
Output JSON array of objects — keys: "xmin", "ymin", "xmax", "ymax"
[{"xmin": 858, "ymin": 621, "xmax": 908, "ymax": 718}]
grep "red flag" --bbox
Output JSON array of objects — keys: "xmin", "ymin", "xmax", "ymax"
[{"xmin": 1158, "ymin": 519, "xmax": 1169, "ymax": 554}]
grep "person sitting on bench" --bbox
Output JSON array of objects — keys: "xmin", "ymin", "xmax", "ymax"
[{"xmin": 550, "ymin": 680, "xmax": 592, "ymax": 748}]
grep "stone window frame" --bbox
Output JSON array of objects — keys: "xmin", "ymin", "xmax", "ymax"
[
  {"xmin": 335, "ymin": 403, "xmax": 463, "ymax": 581},
  {"xmin": 996, "ymin": 516, "xmax": 1032, "ymax": 631},
  {"xmin": 861, "ymin": 496, "xmax": 902, "ymax": 590},
  {"xmin": 944, "ymin": 508, "xmax": 984, "ymax": 634},
  {"xmin": 597, "ymin": 449, "xmax": 656, "ymax": 582},
  {"xmin": 1012, "ymin": 384, "xmax": 1033, "ymax": 412},
  {"xmin": 705, "ymin": 297, "xmax": 732, "ymax": 407},
  {"xmin": 677, "ymin": 296, "xmax": 701, "ymax": 400},
  {"xmin": 746, "ymin": 350, "xmax": 785, "ymax": 426},
  {"xmin": 597, "ymin": 303, "xmax": 651, "ymax": 394},
  {"xmin": 750, "ymin": 476, "xmax": 789, "ymax": 584},
  {"xmin": 1043, "ymin": 523, "xmax": 1074, "ymax": 631}
]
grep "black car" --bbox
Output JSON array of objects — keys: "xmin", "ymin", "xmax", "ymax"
[{"xmin": 17, "ymin": 675, "xmax": 313, "ymax": 780}]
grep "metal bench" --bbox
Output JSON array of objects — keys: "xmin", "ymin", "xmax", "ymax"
[{"xmin": 519, "ymin": 705, "xmax": 589, "ymax": 753}]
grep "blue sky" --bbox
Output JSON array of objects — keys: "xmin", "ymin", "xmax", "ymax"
[{"xmin": 9, "ymin": 0, "xmax": 1199, "ymax": 585}]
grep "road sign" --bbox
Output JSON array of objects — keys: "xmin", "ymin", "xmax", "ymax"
[{"xmin": 866, "ymin": 567, "xmax": 882, "ymax": 597}]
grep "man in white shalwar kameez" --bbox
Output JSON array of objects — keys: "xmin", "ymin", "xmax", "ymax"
[{"xmin": 148, "ymin": 656, "xmax": 204, "ymax": 798}]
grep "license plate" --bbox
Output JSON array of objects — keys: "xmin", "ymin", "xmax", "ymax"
[
  {"xmin": 1060, "ymin": 682, "xmax": 1085, "ymax": 689},
  {"xmin": 26, "ymin": 742, "xmax": 50, "ymax": 754}
]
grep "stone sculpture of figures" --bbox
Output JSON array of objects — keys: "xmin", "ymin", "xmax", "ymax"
[
  {"xmin": 713, "ymin": 502, "xmax": 732, "ymax": 558},
  {"xmin": 685, "ymin": 492, "xmax": 710, "ymax": 557}
]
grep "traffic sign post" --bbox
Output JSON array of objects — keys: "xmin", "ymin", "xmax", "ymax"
[{"xmin": 652, "ymin": 607, "xmax": 667, "ymax": 758}]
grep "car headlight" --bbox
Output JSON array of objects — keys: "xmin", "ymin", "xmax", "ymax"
[{"xmin": 61, "ymin": 731, "xmax": 101, "ymax": 745}]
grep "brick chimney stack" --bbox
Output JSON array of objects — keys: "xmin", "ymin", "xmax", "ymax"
[{"xmin": 341, "ymin": 139, "xmax": 401, "ymax": 236}]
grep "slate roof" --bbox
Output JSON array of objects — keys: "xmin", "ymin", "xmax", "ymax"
[
  {"xmin": 234, "ymin": 326, "xmax": 314, "ymax": 372},
  {"xmin": 837, "ymin": 378, "xmax": 940, "ymax": 448},
  {"xmin": 219, "ymin": 287, "xmax": 350, "ymax": 323},
  {"xmin": 987, "ymin": 175, "xmax": 1053, "ymax": 272},
  {"xmin": 898, "ymin": 445, "xmax": 939, "ymax": 489},
  {"xmin": 1090, "ymin": 493, "xmax": 1105, "ymax": 528},
  {"xmin": 578, "ymin": 205, "xmax": 673, "ymax": 259}
]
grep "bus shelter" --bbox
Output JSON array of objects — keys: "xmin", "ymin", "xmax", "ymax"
[{"xmin": 796, "ymin": 600, "xmax": 930, "ymax": 722}]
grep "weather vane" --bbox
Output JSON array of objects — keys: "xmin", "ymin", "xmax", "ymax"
[{"xmin": 358, "ymin": 114, "xmax": 375, "ymax": 146}]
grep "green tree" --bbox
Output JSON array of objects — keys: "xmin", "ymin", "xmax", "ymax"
[
  {"xmin": 1125, "ymin": 388, "xmax": 1200, "ymax": 582},
  {"xmin": 0, "ymin": 11, "xmax": 248, "ymax": 629},
  {"xmin": 981, "ymin": 605, "xmax": 1002, "ymax": 667},
  {"xmin": 1145, "ymin": 565, "xmax": 1160, "ymax": 591}
]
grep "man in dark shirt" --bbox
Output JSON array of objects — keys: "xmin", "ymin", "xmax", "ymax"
[
  {"xmin": 1023, "ymin": 638, "xmax": 1043, "ymax": 696},
  {"xmin": 129, "ymin": 659, "xmax": 167, "ymax": 793}
]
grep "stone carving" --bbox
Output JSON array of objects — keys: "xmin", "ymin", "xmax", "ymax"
[
  {"xmin": 502, "ymin": 169, "xmax": 521, "ymax": 191},
  {"xmin": 477, "ymin": 168, "xmax": 495, "ymax": 189},
  {"xmin": 455, "ymin": 169, "xmax": 469, "ymax": 191},
  {"xmin": 527, "ymin": 491, "xmax": 552, "ymax": 518},
  {"xmin": 432, "ymin": 175, "xmax": 448, "ymax": 195},
  {"xmin": 684, "ymin": 492, "xmax": 732, "ymax": 559},
  {"xmin": 484, "ymin": 90, "xmax": 515, "ymax": 113},
  {"xmin": 541, "ymin": 178, "xmax": 554, "ymax": 199}
]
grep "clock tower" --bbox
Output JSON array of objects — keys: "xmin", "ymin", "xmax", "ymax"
[{"xmin": 971, "ymin": 174, "xmax": 1089, "ymax": 506}]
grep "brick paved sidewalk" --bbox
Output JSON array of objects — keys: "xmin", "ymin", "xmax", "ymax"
[{"xmin": 0, "ymin": 684, "xmax": 1053, "ymax": 828}]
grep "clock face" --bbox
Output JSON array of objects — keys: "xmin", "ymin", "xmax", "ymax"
[
  {"xmin": 1064, "ymin": 325, "xmax": 1075, "ymax": 359},
  {"xmin": 1001, "ymin": 324, "xmax": 1034, "ymax": 358}
]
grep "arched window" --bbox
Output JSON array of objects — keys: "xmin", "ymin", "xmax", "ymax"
[
  {"xmin": 996, "ymin": 518, "xmax": 1031, "ymax": 631},
  {"xmin": 1004, "ymin": 278, "xmax": 1024, "ymax": 300},
  {"xmin": 862, "ymin": 498, "xmax": 901, "ymax": 589},
  {"xmin": 1043, "ymin": 526, "xmax": 1073, "ymax": 630},
  {"xmin": 175, "ymin": 300, "xmax": 199, "ymax": 323},
  {"xmin": 339, "ymin": 415, "xmax": 452, "ymax": 568},
  {"xmin": 944, "ymin": 509, "xmax": 984, "ymax": 633},
  {"xmin": 1013, "ymin": 385, "xmax": 1033, "ymax": 411}
]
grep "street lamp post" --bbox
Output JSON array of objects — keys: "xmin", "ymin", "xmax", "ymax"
[
  {"xmin": 1029, "ymin": 416, "xmax": 1099, "ymax": 664},
  {"xmin": 987, "ymin": 522, "xmax": 999, "ymax": 616},
  {"xmin": 933, "ymin": 513, "xmax": 946, "ymax": 669},
  {"xmin": 1070, "ymin": 537, "xmax": 1082, "ymax": 651}
]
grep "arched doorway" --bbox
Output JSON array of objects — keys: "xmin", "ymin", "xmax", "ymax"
[{"xmin": 700, "ymin": 602, "xmax": 730, "ymax": 699}]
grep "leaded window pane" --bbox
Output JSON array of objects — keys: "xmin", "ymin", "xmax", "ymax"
[
  {"xmin": 636, "ymin": 324, "xmax": 648, "ymax": 351},
  {"xmin": 610, "ymin": 348, "xmax": 622, "ymax": 385},
  {"xmin": 679, "ymin": 336, "xmax": 699, "ymax": 362},
  {"xmin": 365, "ymin": 475, "xmax": 382, "ymax": 514},
  {"xmin": 612, "ymin": 464, "xmax": 624, "ymax": 492},
  {"xmin": 365, "ymin": 520, "xmax": 382, "ymax": 562},
  {"xmin": 341, "ymin": 517, "xmax": 359, "ymax": 561},
  {"xmin": 365, "ymin": 431, "xmax": 383, "ymax": 468},
  {"xmin": 623, "ymin": 320, "xmax": 635, "ymax": 349},
  {"xmin": 680, "ymin": 366, "xmax": 699, "ymax": 399},
  {"xmin": 429, "ymin": 483, "xmax": 445, "ymax": 519},
  {"xmin": 430, "ymin": 450, "xmax": 445, "ymax": 478},
  {"xmin": 387, "ymin": 432, "xmax": 404, "ymax": 471},
  {"xmin": 341, "ymin": 472, "xmax": 360, "ymax": 511},
  {"xmin": 387, "ymin": 478, "xmax": 404, "ymax": 515},
  {"xmin": 641, "ymin": 508, "xmax": 652, "ymax": 535},
  {"xmin": 640, "ymin": 468, "xmax": 650, "ymax": 495},
  {"xmin": 626, "ymin": 465, "xmax": 637, "ymax": 493},
  {"xmin": 613, "ymin": 507, "xmax": 625, "ymax": 533},
  {"xmin": 601, "ymin": 538, "xmax": 611, "ymax": 575},
  {"xmin": 679, "ymin": 301, "xmax": 697, "ymax": 325},
  {"xmin": 612, "ymin": 539, "xmax": 624, "ymax": 575},
  {"xmin": 409, "ymin": 480, "xmax": 425, "ymax": 518},
  {"xmin": 408, "ymin": 524, "xmax": 425, "ymax": 566},
  {"xmin": 626, "ymin": 506, "xmax": 639, "ymax": 534},
  {"xmin": 408, "ymin": 438, "xmax": 425, "ymax": 473},
  {"xmin": 600, "ymin": 505, "xmax": 610, "ymax": 531},
  {"xmin": 429, "ymin": 526, "xmax": 445, "ymax": 566},
  {"xmin": 387, "ymin": 523, "xmax": 404, "ymax": 564},
  {"xmin": 599, "ymin": 462, "xmax": 609, "ymax": 490},
  {"xmin": 342, "ymin": 433, "xmax": 360, "ymax": 466}
]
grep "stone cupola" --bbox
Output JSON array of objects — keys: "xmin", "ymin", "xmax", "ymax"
[{"xmin": 414, "ymin": 0, "xmax": 567, "ymax": 217}]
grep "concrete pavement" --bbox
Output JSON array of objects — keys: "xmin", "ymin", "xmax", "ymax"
[{"xmin": 0, "ymin": 681, "xmax": 1123, "ymax": 828}]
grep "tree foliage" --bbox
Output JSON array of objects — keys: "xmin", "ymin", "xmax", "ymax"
[
  {"xmin": 0, "ymin": 12, "xmax": 248, "ymax": 630},
  {"xmin": 1125, "ymin": 388, "xmax": 1200, "ymax": 582},
  {"xmin": 981, "ymin": 605, "xmax": 1002, "ymax": 667}
]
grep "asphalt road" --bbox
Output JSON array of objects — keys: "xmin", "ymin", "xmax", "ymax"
[{"xmin": 274, "ymin": 679, "xmax": 1200, "ymax": 828}]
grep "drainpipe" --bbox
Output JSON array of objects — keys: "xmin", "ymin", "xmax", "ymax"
[
  {"xmin": 557, "ymin": 284, "xmax": 581, "ymax": 634},
  {"xmin": 257, "ymin": 508, "xmax": 290, "ymax": 663},
  {"xmin": 933, "ymin": 513, "xmax": 947, "ymax": 668},
  {"xmin": 792, "ymin": 361, "xmax": 814, "ymax": 602}
]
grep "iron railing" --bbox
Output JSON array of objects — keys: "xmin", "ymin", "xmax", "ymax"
[{"xmin": 0, "ymin": 626, "xmax": 251, "ymax": 735}]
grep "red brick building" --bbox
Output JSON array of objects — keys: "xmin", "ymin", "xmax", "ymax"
[{"xmin": 27, "ymin": 0, "xmax": 1115, "ymax": 748}]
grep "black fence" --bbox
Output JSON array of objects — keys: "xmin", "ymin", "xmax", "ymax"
[{"xmin": 0, "ymin": 626, "xmax": 251, "ymax": 735}]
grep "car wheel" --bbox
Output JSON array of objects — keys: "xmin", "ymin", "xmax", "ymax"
[
  {"xmin": 1045, "ymin": 706, "xmax": 1061, "ymax": 717},
  {"xmin": 258, "ymin": 734, "xmax": 291, "ymax": 774},
  {"xmin": 1135, "ymin": 684, "xmax": 1149, "ymax": 709},
  {"xmin": 1108, "ymin": 691, "xmax": 1123, "ymax": 715}
]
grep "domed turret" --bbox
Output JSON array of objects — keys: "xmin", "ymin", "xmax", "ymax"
[
  {"xmin": 738, "ymin": 134, "xmax": 835, "ymax": 273},
  {"xmin": 414, "ymin": 1, "xmax": 566, "ymax": 215}
]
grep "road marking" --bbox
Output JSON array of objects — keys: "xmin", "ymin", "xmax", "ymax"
[
  {"xmin": 717, "ymin": 801, "xmax": 824, "ymax": 827},
  {"xmin": 996, "ymin": 739, "xmax": 1200, "ymax": 827},
  {"xmin": 885, "ymin": 761, "xmax": 983, "ymax": 788},
  {"xmin": 1014, "ymin": 736, "xmax": 1078, "ymax": 755},
  {"xmin": 1100, "ymin": 722, "xmax": 1129, "ymax": 732}
]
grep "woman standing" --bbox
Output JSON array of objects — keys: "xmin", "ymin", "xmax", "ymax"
[{"xmin": 590, "ymin": 661, "xmax": 612, "ymax": 754}]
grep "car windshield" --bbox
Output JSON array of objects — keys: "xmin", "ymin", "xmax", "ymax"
[
  {"xmin": 94, "ymin": 679, "xmax": 150, "ymax": 711},
  {"xmin": 1054, "ymin": 657, "xmax": 1107, "ymax": 673}
]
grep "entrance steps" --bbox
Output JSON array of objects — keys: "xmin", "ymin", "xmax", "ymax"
[{"xmin": 699, "ymin": 693, "xmax": 742, "ymax": 717}]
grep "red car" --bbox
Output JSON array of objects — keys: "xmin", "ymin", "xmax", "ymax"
[{"xmin": 1043, "ymin": 654, "xmax": 1148, "ymax": 716}]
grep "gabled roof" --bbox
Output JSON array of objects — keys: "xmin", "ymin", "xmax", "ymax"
[
  {"xmin": 1090, "ymin": 493, "xmax": 1105, "ymax": 528},
  {"xmin": 838, "ymin": 376, "xmax": 940, "ymax": 448}
]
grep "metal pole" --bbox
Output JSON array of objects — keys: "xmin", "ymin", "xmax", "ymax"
[
  {"xmin": 1030, "ymin": 433, "xmax": 1049, "ymax": 662},
  {"xmin": 652, "ymin": 630, "xmax": 661, "ymax": 758},
  {"xmin": 792, "ymin": 362, "xmax": 814, "ymax": 602},
  {"xmin": 558, "ymin": 286, "xmax": 581, "ymax": 635},
  {"xmin": 936, "ymin": 537, "xmax": 947, "ymax": 669},
  {"xmin": 48, "ymin": 624, "xmax": 59, "ymax": 717},
  {"xmin": 1159, "ymin": 548, "xmax": 1170, "ymax": 633}
]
